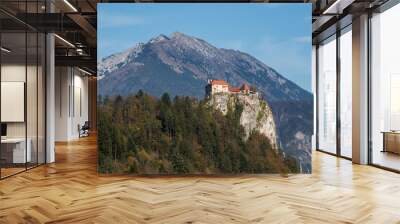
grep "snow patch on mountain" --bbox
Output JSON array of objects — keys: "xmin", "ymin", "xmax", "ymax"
[
  {"xmin": 149, "ymin": 34, "xmax": 169, "ymax": 43},
  {"xmin": 98, "ymin": 43, "xmax": 144, "ymax": 79}
]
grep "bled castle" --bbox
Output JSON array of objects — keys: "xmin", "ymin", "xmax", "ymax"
[
  {"xmin": 205, "ymin": 79, "xmax": 257, "ymax": 98},
  {"xmin": 205, "ymin": 79, "xmax": 277, "ymax": 149}
]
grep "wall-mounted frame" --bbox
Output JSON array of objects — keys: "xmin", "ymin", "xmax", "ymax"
[{"xmin": 1, "ymin": 81, "xmax": 25, "ymax": 122}]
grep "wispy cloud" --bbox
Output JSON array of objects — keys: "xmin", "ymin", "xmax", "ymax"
[
  {"xmin": 218, "ymin": 40, "xmax": 245, "ymax": 51},
  {"xmin": 97, "ymin": 39, "xmax": 139, "ymax": 60},
  {"xmin": 293, "ymin": 36, "xmax": 311, "ymax": 44},
  {"xmin": 250, "ymin": 36, "xmax": 311, "ymax": 90},
  {"xmin": 99, "ymin": 15, "xmax": 148, "ymax": 28},
  {"xmin": 208, "ymin": 35, "xmax": 311, "ymax": 90}
]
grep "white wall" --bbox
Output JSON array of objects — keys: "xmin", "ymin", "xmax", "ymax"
[
  {"xmin": 1, "ymin": 65, "xmax": 40, "ymax": 137},
  {"xmin": 1, "ymin": 65, "xmax": 26, "ymax": 139},
  {"xmin": 55, "ymin": 67, "xmax": 89, "ymax": 141},
  {"xmin": 1, "ymin": 63, "xmax": 46, "ymax": 164},
  {"xmin": 71, "ymin": 72, "xmax": 89, "ymax": 138},
  {"xmin": 55, "ymin": 66, "xmax": 70, "ymax": 141},
  {"xmin": 312, "ymin": 45, "xmax": 316, "ymax": 151},
  {"xmin": 352, "ymin": 14, "xmax": 369, "ymax": 164},
  {"xmin": 46, "ymin": 33, "xmax": 55, "ymax": 163}
]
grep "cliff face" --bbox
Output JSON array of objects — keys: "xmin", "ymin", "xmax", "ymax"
[{"xmin": 208, "ymin": 92, "xmax": 278, "ymax": 149}]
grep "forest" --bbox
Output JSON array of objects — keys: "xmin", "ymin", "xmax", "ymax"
[{"xmin": 98, "ymin": 91, "xmax": 299, "ymax": 174}]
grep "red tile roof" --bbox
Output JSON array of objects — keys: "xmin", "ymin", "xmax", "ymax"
[
  {"xmin": 241, "ymin": 84, "xmax": 251, "ymax": 91},
  {"xmin": 210, "ymin": 80, "xmax": 229, "ymax": 86},
  {"xmin": 229, "ymin": 87, "xmax": 240, "ymax": 93},
  {"xmin": 208, "ymin": 80, "xmax": 255, "ymax": 94}
]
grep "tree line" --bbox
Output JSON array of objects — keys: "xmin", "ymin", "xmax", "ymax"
[{"xmin": 98, "ymin": 90, "xmax": 299, "ymax": 174}]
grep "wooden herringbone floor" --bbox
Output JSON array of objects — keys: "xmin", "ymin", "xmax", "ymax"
[{"xmin": 1, "ymin": 135, "xmax": 400, "ymax": 224}]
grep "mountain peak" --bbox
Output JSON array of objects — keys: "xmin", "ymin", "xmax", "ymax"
[
  {"xmin": 170, "ymin": 32, "xmax": 199, "ymax": 43},
  {"xmin": 149, "ymin": 34, "xmax": 170, "ymax": 43},
  {"xmin": 170, "ymin": 31, "xmax": 188, "ymax": 39},
  {"xmin": 148, "ymin": 32, "xmax": 194, "ymax": 45}
]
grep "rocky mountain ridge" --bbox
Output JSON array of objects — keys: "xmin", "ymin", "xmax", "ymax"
[{"xmin": 98, "ymin": 32, "xmax": 310, "ymax": 102}]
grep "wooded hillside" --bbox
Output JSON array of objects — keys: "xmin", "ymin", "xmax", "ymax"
[{"xmin": 98, "ymin": 91, "xmax": 299, "ymax": 174}]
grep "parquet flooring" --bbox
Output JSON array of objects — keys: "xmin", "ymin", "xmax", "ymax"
[
  {"xmin": 1, "ymin": 135, "xmax": 400, "ymax": 223},
  {"xmin": 1, "ymin": 167, "xmax": 26, "ymax": 178}
]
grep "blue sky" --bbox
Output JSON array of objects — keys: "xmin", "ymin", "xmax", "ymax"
[{"xmin": 98, "ymin": 4, "xmax": 312, "ymax": 91}]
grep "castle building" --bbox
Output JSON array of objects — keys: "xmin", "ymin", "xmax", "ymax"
[
  {"xmin": 240, "ymin": 83, "xmax": 251, "ymax": 94},
  {"xmin": 206, "ymin": 80, "xmax": 229, "ymax": 94},
  {"xmin": 205, "ymin": 79, "xmax": 255, "ymax": 97}
]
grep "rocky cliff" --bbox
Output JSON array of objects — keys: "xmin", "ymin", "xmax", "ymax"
[{"xmin": 208, "ymin": 92, "xmax": 278, "ymax": 149}]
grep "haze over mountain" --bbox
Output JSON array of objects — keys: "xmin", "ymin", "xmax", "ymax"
[{"xmin": 98, "ymin": 32, "xmax": 313, "ymax": 172}]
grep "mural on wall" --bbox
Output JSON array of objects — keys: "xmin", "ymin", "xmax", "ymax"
[{"xmin": 97, "ymin": 3, "xmax": 313, "ymax": 174}]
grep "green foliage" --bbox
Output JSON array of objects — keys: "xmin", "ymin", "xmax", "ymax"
[
  {"xmin": 256, "ymin": 111, "xmax": 264, "ymax": 123},
  {"xmin": 257, "ymin": 101, "xmax": 267, "ymax": 123},
  {"xmin": 260, "ymin": 100, "xmax": 267, "ymax": 110},
  {"xmin": 98, "ymin": 91, "xmax": 298, "ymax": 174}
]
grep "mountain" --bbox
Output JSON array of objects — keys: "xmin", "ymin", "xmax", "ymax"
[{"xmin": 98, "ymin": 32, "xmax": 313, "ymax": 172}]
